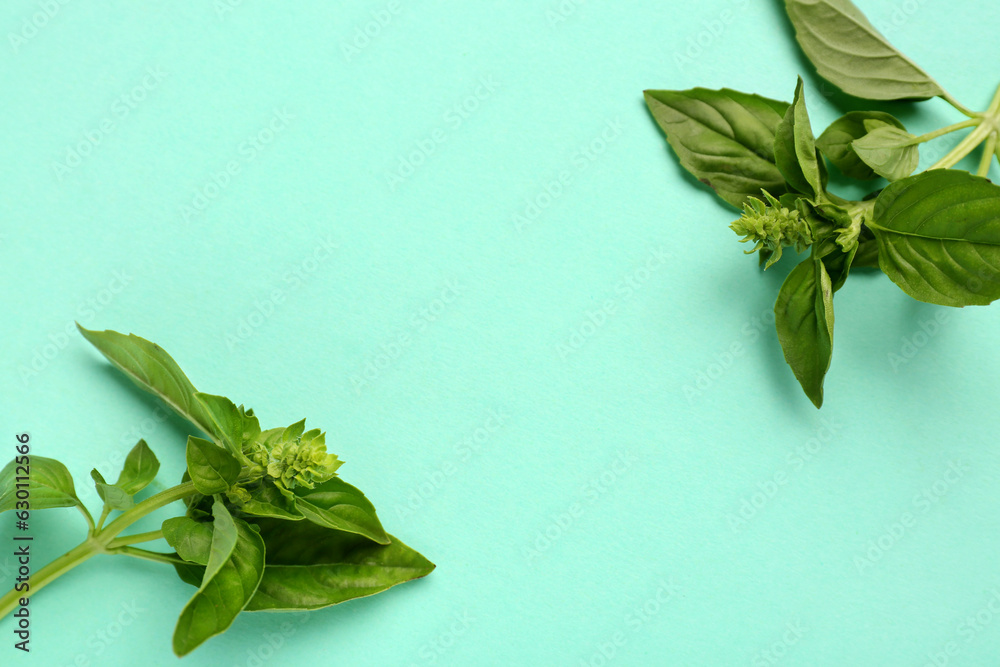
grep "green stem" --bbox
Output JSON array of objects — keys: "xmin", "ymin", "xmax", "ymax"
[
  {"xmin": 928, "ymin": 82, "xmax": 1000, "ymax": 170},
  {"xmin": 913, "ymin": 118, "xmax": 980, "ymax": 144},
  {"xmin": 111, "ymin": 547, "xmax": 185, "ymax": 566},
  {"xmin": 941, "ymin": 91, "xmax": 981, "ymax": 118},
  {"xmin": 106, "ymin": 529, "xmax": 165, "ymax": 549},
  {"xmin": 0, "ymin": 481, "xmax": 199, "ymax": 619},
  {"xmin": 75, "ymin": 504, "xmax": 96, "ymax": 532},
  {"xmin": 977, "ymin": 132, "xmax": 998, "ymax": 177},
  {"xmin": 96, "ymin": 506, "xmax": 111, "ymax": 532}
]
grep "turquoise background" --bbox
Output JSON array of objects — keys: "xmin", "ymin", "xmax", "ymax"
[{"xmin": 3, "ymin": 1, "xmax": 1000, "ymax": 665}]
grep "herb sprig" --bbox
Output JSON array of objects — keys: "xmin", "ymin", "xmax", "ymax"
[
  {"xmin": 644, "ymin": 0, "xmax": 1000, "ymax": 407},
  {"xmin": 0, "ymin": 326, "xmax": 433, "ymax": 656}
]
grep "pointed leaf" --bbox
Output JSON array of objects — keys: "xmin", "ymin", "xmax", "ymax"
[
  {"xmin": 294, "ymin": 477, "xmax": 389, "ymax": 544},
  {"xmin": 784, "ymin": 0, "xmax": 945, "ymax": 101},
  {"xmin": 0, "ymin": 456, "xmax": 82, "ymax": 513},
  {"xmin": 90, "ymin": 469, "xmax": 133, "ymax": 511},
  {"xmin": 817, "ymin": 111, "xmax": 906, "ymax": 179},
  {"xmin": 774, "ymin": 257, "xmax": 835, "ymax": 408},
  {"xmin": 852, "ymin": 126, "xmax": 919, "ymax": 181},
  {"xmin": 869, "ymin": 170, "xmax": 1000, "ymax": 306},
  {"xmin": 114, "ymin": 439, "xmax": 159, "ymax": 495},
  {"xmin": 644, "ymin": 88, "xmax": 790, "ymax": 208},
  {"xmin": 193, "ymin": 393, "xmax": 260, "ymax": 457},
  {"xmin": 186, "ymin": 437, "xmax": 241, "ymax": 495},
  {"xmin": 774, "ymin": 78, "xmax": 823, "ymax": 197}
]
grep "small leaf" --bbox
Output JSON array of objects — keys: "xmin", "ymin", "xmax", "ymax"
[
  {"xmin": 163, "ymin": 517, "xmax": 214, "ymax": 565},
  {"xmin": 869, "ymin": 170, "xmax": 1000, "ymax": 306},
  {"xmin": 172, "ymin": 516, "xmax": 265, "ymax": 656},
  {"xmin": 186, "ymin": 437, "xmax": 241, "ymax": 495},
  {"xmin": 243, "ymin": 518, "xmax": 434, "ymax": 612},
  {"xmin": 783, "ymin": 0, "xmax": 945, "ymax": 101},
  {"xmin": 817, "ymin": 111, "xmax": 907, "ymax": 179},
  {"xmin": 90, "ymin": 469, "xmax": 133, "ymax": 511},
  {"xmin": 193, "ymin": 393, "xmax": 261, "ymax": 458},
  {"xmin": 774, "ymin": 78, "xmax": 823, "ymax": 197},
  {"xmin": 238, "ymin": 483, "xmax": 303, "ymax": 521},
  {"xmin": 852, "ymin": 126, "xmax": 919, "ymax": 181},
  {"xmin": 114, "ymin": 439, "xmax": 159, "ymax": 496},
  {"xmin": 0, "ymin": 456, "xmax": 82, "ymax": 513},
  {"xmin": 774, "ymin": 257, "xmax": 835, "ymax": 408},
  {"xmin": 644, "ymin": 88, "xmax": 790, "ymax": 208},
  {"xmin": 294, "ymin": 477, "xmax": 390, "ymax": 544}
]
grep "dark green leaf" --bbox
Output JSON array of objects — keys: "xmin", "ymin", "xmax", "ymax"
[
  {"xmin": 817, "ymin": 111, "xmax": 906, "ymax": 179},
  {"xmin": 644, "ymin": 88, "xmax": 789, "ymax": 207},
  {"xmin": 242, "ymin": 518, "xmax": 434, "ymax": 611},
  {"xmin": 238, "ymin": 482, "xmax": 303, "ymax": 521},
  {"xmin": 852, "ymin": 125, "xmax": 919, "ymax": 181},
  {"xmin": 774, "ymin": 78, "xmax": 823, "ymax": 197},
  {"xmin": 294, "ymin": 477, "xmax": 389, "ymax": 545},
  {"xmin": 0, "ymin": 456, "xmax": 82, "ymax": 513},
  {"xmin": 784, "ymin": 0, "xmax": 945, "ymax": 101},
  {"xmin": 869, "ymin": 170, "xmax": 1000, "ymax": 306},
  {"xmin": 774, "ymin": 257, "xmax": 835, "ymax": 408},
  {"xmin": 77, "ymin": 326, "xmax": 220, "ymax": 442},
  {"xmin": 172, "ymin": 517, "xmax": 265, "ymax": 656},
  {"xmin": 163, "ymin": 517, "xmax": 214, "ymax": 565},
  {"xmin": 90, "ymin": 469, "xmax": 133, "ymax": 511},
  {"xmin": 186, "ymin": 437, "xmax": 241, "ymax": 495}
]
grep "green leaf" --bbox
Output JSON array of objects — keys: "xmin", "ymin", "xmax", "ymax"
[
  {"xmin": 817, "ymin": 111, "xmax": 907, "ymax": 179},
  {"xmin": 186, "ymin": 437, "xmax": 241, "ymax": 495},
  {"xmin": 294, "ymin": 477, "xmax": 390, "ymax": 544},
  {"xmin": 243, "ymin": 518, "xmax": 434, "ymax": 611},
  {"xmin": 238, "ymin": 482, "xmax": 303, "ymax": 520},
  {"xmin": 774, "ymin": 78, "xmax": 823, "ymax": 197},
  {"xmin": 193, "ymin": 393, "xmax": 260, "ymax": 458},
  {"xmin": 162, "ymin": 517, "xmax": 214, "ymax": 565},
  {"xmin": 783, "ymin": 0, "xmax": 945, "ymax": 101},
  {"xmin": 774, "ymin": 257, "xmax": 835, "ymax": 408},
  {"xmin": 90, "ymin": 469, "xmax": 133, "ymax": 511},
  {"xmin": 853, "ymin": 235, "xmax": 880, "ymax": 268},
  {"xmin": 643, "ymin": 88, "xmax": 790, "ymax": 208},
  {"xmin": 868, "ymin": 170, "xmax": 1000, "ymax": 306},
  {"xmin": 172, "ymin": 516, "xmax": 265, "ymax": 656},
  {"xmin": 77, "ymin": 326, "xmax": 219, "ymax": 442},
  {"xmin": 851, "ymin": 126, "xmax": 919, "ymax": 181},
  {"xmin": 114, "ymin": 439, "xmax": 159, "ymax": 495},
  {"xmin": 203, "ymin": 501, "xmax": 239, "ymax": 584},
  {"xmin": 0, "ymin": 456, "xmax": 82, "ymax": 513}
]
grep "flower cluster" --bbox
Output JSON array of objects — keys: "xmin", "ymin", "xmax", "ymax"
[
  {"xmin": 249, "ymin": 420, "xmax": 342, "ymax": 491},
  {"xmin": 730, "ymin": 191, "xmax": 812, "ymax": 268}
]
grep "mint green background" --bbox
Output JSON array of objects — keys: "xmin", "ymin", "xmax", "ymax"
[{"xmin": 3, "ymin": 1, "xmax": 1000, "ymax": 665}]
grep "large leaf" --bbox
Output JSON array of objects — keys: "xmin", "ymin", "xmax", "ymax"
[
  {"xmin": 294, "ymin": 477, "xmax": 389, "ymax": 544},
  {"xmin": 784, "ymin": 0, "xmax": 945, "ymax": 101},
  {"xmin": 186, "ymin": 437, "xmax": 241, "ymax": 495},
  {"xmin": 869, "ymin": 170, "xmax": 1000, "ymax": 306},
  {"xmin": 243, "ymin": 518, "xmax": 434, "ymax": 611},
  {"xmin": 77, "ymin": 326, "xmax": 218, "ymax": 441},
  {"xmin": 817, "ymin": 111, "xmax": 906, "ymax": 179},
  {"xmin": 852, "ymin": 125, "xmax": 918, "ymax": 181},
  {"xmin": 172, "ymin": 516, "xmax": 265, "ymax": 656},
  {"xmin": 774, "ymin": 257, "xmax": 835, "ymax": 408},
  {"xmin": 644, "ymin": 88, "xmax": 789, "ymax": 207},
  {"xmin": 0, "ymin": 456, "xmax": 82, "ymax": 513},
  {"xmin": 774, "ymin": 78, "xmax": 823, "ymax": 197}
]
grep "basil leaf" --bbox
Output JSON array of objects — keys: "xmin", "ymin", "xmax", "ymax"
[
  {"xmin": 294, "ymin": 477, "xmax": 390, "ymax": 545},
  {"xmin": 817, "ymin": 111, "xmax": 907, "ymax": 179},
  {"xmin": 243, "ymin": 519, "xmax": 434, "ymax": 611},
  {"xmin": 77, "ymin": 326, "xmax": 219, "ymax": 442},
  {"xmin": 114, "ymin": 439, "xmax": 159, "ymax": 495},
  {"xmin": 774, "ymin": 257, "xmax": 835, "ymax": 408},
  {"xmin": 783, "ymin": 0, "xmax": 945, "ymax": 101},
  {"xmin": 774, "ymin": 77, "xmax": 823, "ymax": 197},
  {"xmin": 203, "ymin": 501, "xmax": 239, "ymax": 584},
  {"xmin": 186, "ymin": 437, "xmax": 241, "ymax": 495},
  {"xmin": 239, "ymin": 483, "xmax": 303, "ymax": 521},
  {"xmin": 853, "ymin": 236, "xmax": 880, "ymax": 268},
  {"xmin": 868, "ymin": 170, "xmax": 1000, "ymax": 306},
  {"xmin": 172, "ymin": 516, "xmax": 265, "ymax": 656},
  {"xmin": 644, "ymin": 88, "xmax": 790, "ymax": 208},
  {"xmin": 0, "ymin": 456, "xmax": 83, "ymax": 513},
  {"xmin": 193, "ymin": 393, "xmax": 260, "ymax": 458},
  {"xmin": 90, "ymin": 469, "xmax": 133, "ymax": 511},
  {"xmin": 163, "ymin": 517, "xmax": 214, "ymax": 565},
  {"xmin": 851, "ymin": 126, "xmax": 919, "ymax": 181}
]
